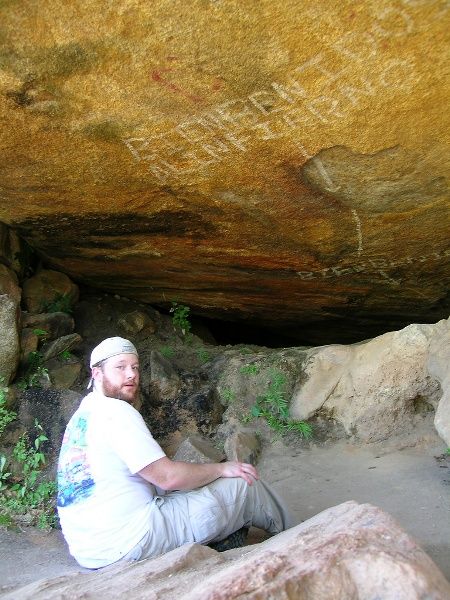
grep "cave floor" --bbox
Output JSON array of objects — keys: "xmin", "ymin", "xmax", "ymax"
[
  {"xmin": 260, "ymin": 429, "xmax": 450, "ymax": 581},
  {"xmin": 1, "ymin": 429, "xmax": 449, "ymax": 596}
]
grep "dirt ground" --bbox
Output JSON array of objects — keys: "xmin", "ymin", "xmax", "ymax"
[{"xmin": 1, "ymin": 419, "xmax": 449, "ymax": 597}]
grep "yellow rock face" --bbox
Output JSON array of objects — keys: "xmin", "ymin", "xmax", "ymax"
[{"xmin": 0, "ymin": 0, "xmax": 448, "ymax": 341}]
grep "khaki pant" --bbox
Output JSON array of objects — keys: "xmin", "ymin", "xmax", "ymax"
[{"xmin": 121, "ymin": 477, "xmax": 294, "ymax": 562}]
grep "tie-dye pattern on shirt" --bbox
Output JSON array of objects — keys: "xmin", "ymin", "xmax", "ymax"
[{"xmin": 57, "ymin": 415, "xmax": 95, "ymax": 507}]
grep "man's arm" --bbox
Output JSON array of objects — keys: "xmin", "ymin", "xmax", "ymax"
[{"xmin": 138, "ymin": 456, "xmax": 258, "ymax": 491}]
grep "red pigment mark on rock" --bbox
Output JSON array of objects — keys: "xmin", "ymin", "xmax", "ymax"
[
  {"xmin": 211, "ymin": 77, "xmax": 224, "ymax": 91},
  {"xmin": 150, "ymin": 68, "xmax": 204, "ymax": 104}
]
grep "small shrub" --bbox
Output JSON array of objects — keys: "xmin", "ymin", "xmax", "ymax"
[
  {"xmin": 248, "ymin": 370, "xmax": 312, "ymax": 440},
  {"xmin": 221, "ymin": 388, "xmax": 235, "ymax": 404},
  {"xmin": 170, "ymin": 302, "xmax": 191, "ymax": 338},
  {"xmin": 159, "ymin": 346, "xmax": 175, "ymax": 359},
  {"xmin": 17, "ymin": 351, "xmax": 50, "ymax": 390},
  {"xmin": 0, "ymin": 379, "xmax": 16, "ymax": 437},
  {"xmin": 238, "ymin": 347, "xmax": 252, "ymax": 355},
  {"xmin": 59, "ymin": 350, "xmax": 73, "ymax": 361},
  {"xmin": 0, "ymin": 418, "xmax": 57, "ymax": 528},
  {"xmin": 32, "ymin": 328, "xmax": 49, "ymax": 340},
  {"xmin": 42, "ymin": 293, "xmax": 73, "ymax": 314},
  {"xmin": 240, "ymin": 364, "xmax": 260, "ymax": 376},
  {"xmin": 197, "ymin": 348, "xmax": 211, "ymax": 364}
]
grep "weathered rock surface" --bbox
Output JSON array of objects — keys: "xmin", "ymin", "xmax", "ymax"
[
  {"xmin": 428, "ymin": 328, "xmax": 450, "ymax": 446},
  {"xmin": 290, "ymin": 319, "xmax": 448, "ymax": 442},
  {"xmin": 0, "ymin": 264, "xmax": 21, "ymax": 383},
  {"xmin": 0, "ymin": 2, "xmax": 448, "ymax": 343},
  {"xmin": 5, "ymin": 501, "xmax": 450, "ymax": 599}
]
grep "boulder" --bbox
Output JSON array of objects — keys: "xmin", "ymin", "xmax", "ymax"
[
  {"xmin": 22, "ymin": 270, "xmax": 79, "ymax": 315},
  {"xmin": 5, "ymin": 501, "xmax": 450, "ymax": 599},
  {"xmin": 0, "ymin": 3, "xmax": 448, "ymax": 344},
  {"xmin": 428, "ymin": 326, "xmax": 450, "ymax": 446},
  {"xmin": 0, "ymin": 265, "xmax": 21, "ymax": 383},
  {"xmin": 290, "ymin": 320, "xmax": 447, "ymax": 442}
]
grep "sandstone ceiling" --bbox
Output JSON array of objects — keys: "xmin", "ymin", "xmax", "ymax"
[{"xmin": 0, "ymin": 0, "xmax": 449, "ymax": 342}]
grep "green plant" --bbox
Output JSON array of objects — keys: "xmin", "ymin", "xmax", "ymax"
[
  {"xmin": 59, "ymin": 350, "xmax": 73, "ymax": 361},
  {"xmin": 17, "ymin": 351, "xmax": 50, "ymax": 390},
  {"xmin": 0, "ymin": 379, "xmax": 16, "ymax": 437},
  {"xmin": 240, "ymin": 364, "xmax": 260, "ymax": 376},
  {"xmin": 221, "ymin": 388, "xmax": 235, "ymax": 404},
  {"xmin": 170, "ymin": 302, "xmax": 191, "ymax": 338},
  {"xmin": 248, "ymin": 370, "xmax": 312, "ymax": 439},
  {"xmin": 0, "ymin": 420, "xmax": 57, "ymax": 528},
  {"xmin": 159, "ymin": 346, "xmax": 175, "ymax": 359},
  {"xmin": 238, "ymin": 347, "xmax": 252, "ymax": 355},
  {"xmin": 0, "ymin": 455, "xmax": 11, "ymax": 491},
  {"xmin": 197, "ymin": 348, "xmax": 211, "ymax": 364},
  {"xmin": 446, "ymin": 448, "xmax": 450, "ymax": 456},
  {"xmin": 42, "ymin": 293, "xmax": 73, "ymax": 314},
  {"xmin": 0, "ymin": 513, "xmax": 12, "ymax": 527},
  {"xmin": 32, "ymin": 328, "xmax": 49, "ymax": 340}
]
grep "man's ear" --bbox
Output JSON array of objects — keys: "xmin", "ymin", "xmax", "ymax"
[{"xmin": 91, "ymin": 366, "xmax": 102, "ymax": 382}]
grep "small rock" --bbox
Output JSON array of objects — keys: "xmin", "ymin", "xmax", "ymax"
[
  {"xmin": 22, "ymin": 312, "xmax": 75, "ymax": 340},
  {"xmin": 118, "ymin": 310, "xmax": 155, "ymax": 335},
  {"xmin": 46, "ymin": 360, "xmax": 82, "ymax": 390},
  {"xmin": 19, "ymin": 328, "xmax": 39, "ymax": 363},
  {"xmin": 224, "ymin": 429, "xmax": 261, "ymax": 465},
  {"xmin": 174, "ymin": 435, "xmax": 225, "ymax": 464},
  {"xmin": 41, "ymin": 334, "xmax": 82, "ymax": 362}
]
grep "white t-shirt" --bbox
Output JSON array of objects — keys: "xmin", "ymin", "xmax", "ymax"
[{"xmin": 57, "ymin": 390, "xmax": 166, "ymax": 568}]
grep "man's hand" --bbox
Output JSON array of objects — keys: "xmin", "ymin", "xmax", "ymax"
[
  {"xmin": 138, "ymin": 457, "xmax": 259, "ymax": 491},
  {"xmin": 220, "ymin": 461, "xmax": 259, "ymax": 486}
]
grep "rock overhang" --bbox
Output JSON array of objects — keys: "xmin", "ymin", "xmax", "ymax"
[{"xmin": 0, "ymin": 0, "xmax": 448, "ymax": 343}]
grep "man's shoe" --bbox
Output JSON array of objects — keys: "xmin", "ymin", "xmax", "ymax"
[{"xmin": 208, "ymin": 527, "xmax": 249, "ymax": 552}]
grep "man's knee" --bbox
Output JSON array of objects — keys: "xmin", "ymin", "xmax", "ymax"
[{"xmin": 208, "ymin": 476, "xmax": 251, "ymax": 501}]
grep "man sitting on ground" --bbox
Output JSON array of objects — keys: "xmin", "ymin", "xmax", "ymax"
[{"xmin": 57, "ymin": 337, "xmax": 294, "ymax": 568}]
